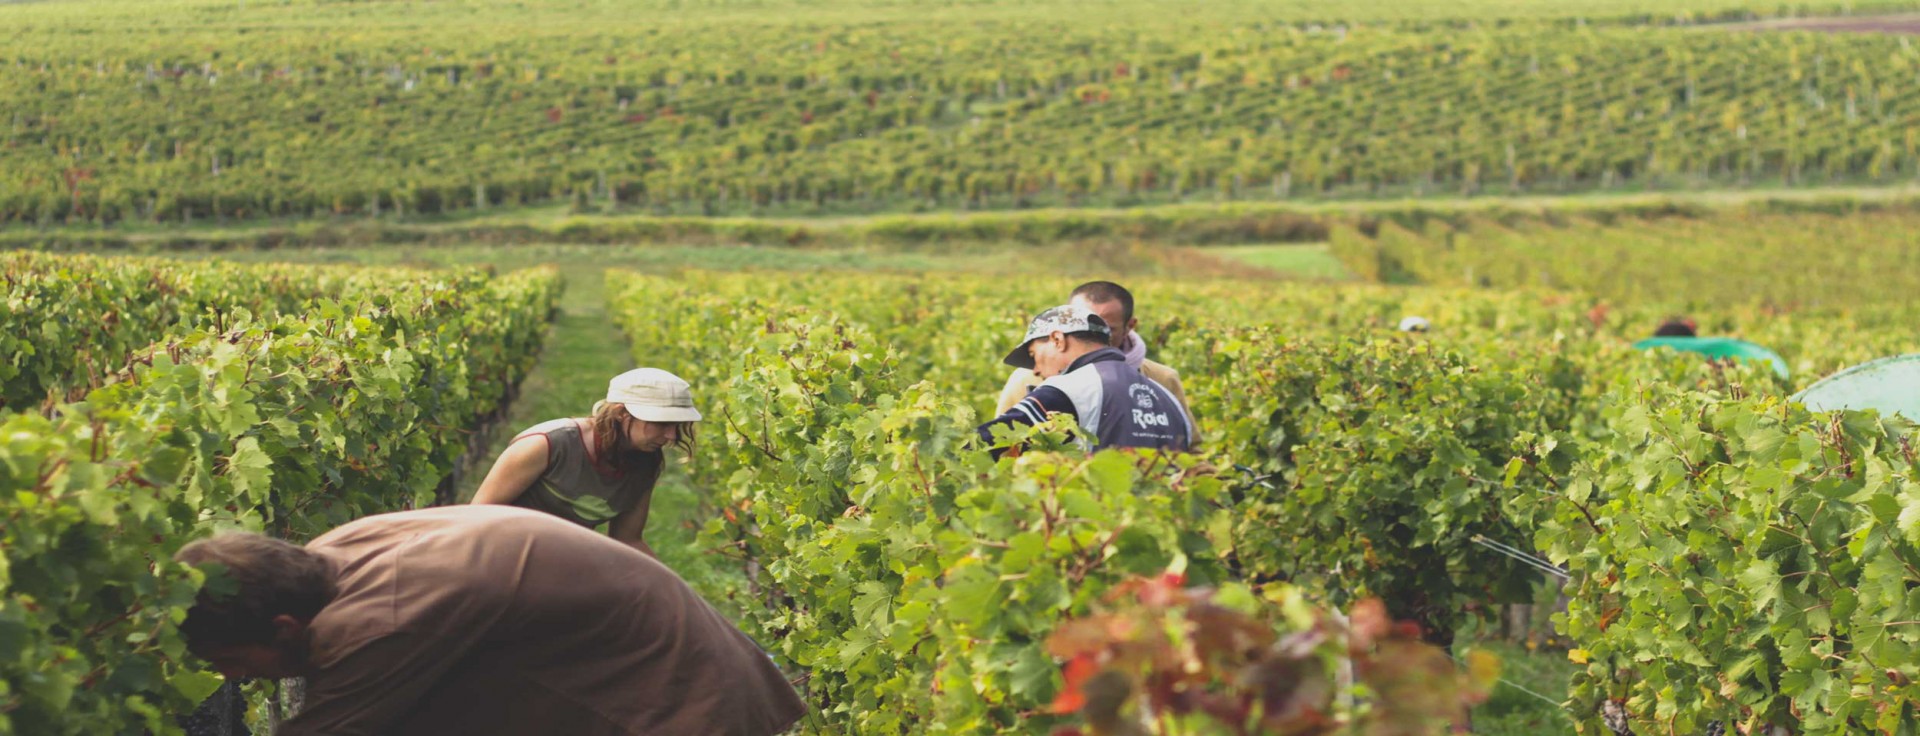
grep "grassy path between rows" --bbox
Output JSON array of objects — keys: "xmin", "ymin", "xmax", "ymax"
[
  {"xmin": 32, "ymin": 182, "xmax": 1920, "ymax": 248},
  {"xmin": 453, "ymin": 262, "xmax": 748, "ymax": 608}
]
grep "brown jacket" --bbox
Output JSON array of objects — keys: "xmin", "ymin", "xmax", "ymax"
[
  {"xmin": 994, "ymin": 358, "xmax": 1197, "ymax": 438},
  {"xmin": 284, "ymin": 505, "xmax": 805, "ymax": 736}
]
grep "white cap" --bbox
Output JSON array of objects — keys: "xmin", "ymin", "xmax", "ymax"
[
  {"xmin": 1398, "ymin": 316, "xmax": 1431, "ymax": 333},
  {"xmin": 1003, "ymin": 304, "xmax": 1112, "ymax": 369},
  {"xmin": 602, "ymin": 368, "xmax": 702, "ymax": 423}
]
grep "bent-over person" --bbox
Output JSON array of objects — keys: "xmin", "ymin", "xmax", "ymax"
[{"xmin": 175, "ymin": 505, "xmax": 806, "ymax": 736}]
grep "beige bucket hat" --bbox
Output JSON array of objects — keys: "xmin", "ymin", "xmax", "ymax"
[{"xmin": 600, "ymin": 368, "xmax": 702, "ymax": 423}]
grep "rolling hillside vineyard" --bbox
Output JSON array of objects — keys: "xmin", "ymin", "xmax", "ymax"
[{"xmin": 9, "ymin": 0, "xmax": 1920, "ymax": 223}]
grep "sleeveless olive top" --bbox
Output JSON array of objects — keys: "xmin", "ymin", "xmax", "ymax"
[{"xmin": 508, "ymin": 418, "xmax": 661, "ymax": 528}]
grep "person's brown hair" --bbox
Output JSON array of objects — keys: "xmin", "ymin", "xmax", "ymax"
[
  {"xmin": 1653, "ymin": 317, "xmax": 1698, "ymax": 338},
  {"xmin": 1071, "ymin": 280, "xmax": 1136, "ymax": 324},
  {"xmin": 589, "ymin": 401, "xmax": 696, "ymax": 474},
  {"xmin": 175, "ymin": 533, "xmax": 337, "ymax": 648}
]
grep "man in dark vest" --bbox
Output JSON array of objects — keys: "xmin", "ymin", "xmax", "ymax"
[{"xmin": 977, "ymin": 304, "xmax": 1194, "ymax": 458}]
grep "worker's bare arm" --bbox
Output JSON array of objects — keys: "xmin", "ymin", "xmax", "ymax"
[
  {"xmin": 470, "ymin": 434, "xmax": 549, "ymax": 505},
  {"xmin": 609, "ymin": 503, "xmax": 655, "ymax": 558}
]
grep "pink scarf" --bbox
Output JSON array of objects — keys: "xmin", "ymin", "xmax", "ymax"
[{"xmin": 1121, "ymin": 332, "xmax": 1148, "ymax": 368}]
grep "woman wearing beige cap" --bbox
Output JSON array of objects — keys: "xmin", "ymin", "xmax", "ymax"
[{"xmin": 471, "ymin": 368, "xmax": 700, "ymax": 557}]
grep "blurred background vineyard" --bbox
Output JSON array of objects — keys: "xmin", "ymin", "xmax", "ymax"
[
  {"xmin": 13, "ymin": 0, "xmax": 1920, "ymax": 225},
  {"xmin": 10, "ymin": 0, "xmax": 1920, "ymax": 734}
]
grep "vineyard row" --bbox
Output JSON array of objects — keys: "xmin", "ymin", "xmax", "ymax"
[
  {"xmin": 609, "ymin": 268, "xmax": 1920, "ymax": 734},
  {"xmin": 0, "ymin": 256, "xmax": 560, "ymax": 735}
]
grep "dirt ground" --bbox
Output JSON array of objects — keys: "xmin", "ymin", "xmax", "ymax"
[{"xmin": 1722, "ymin": 13, "xmax": 1920, "ymax": 34}]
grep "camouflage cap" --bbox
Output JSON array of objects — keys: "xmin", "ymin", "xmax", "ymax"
[{"xmin": 1003, "ymin": 304, "xmax": 1111, "ymax": 369}]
